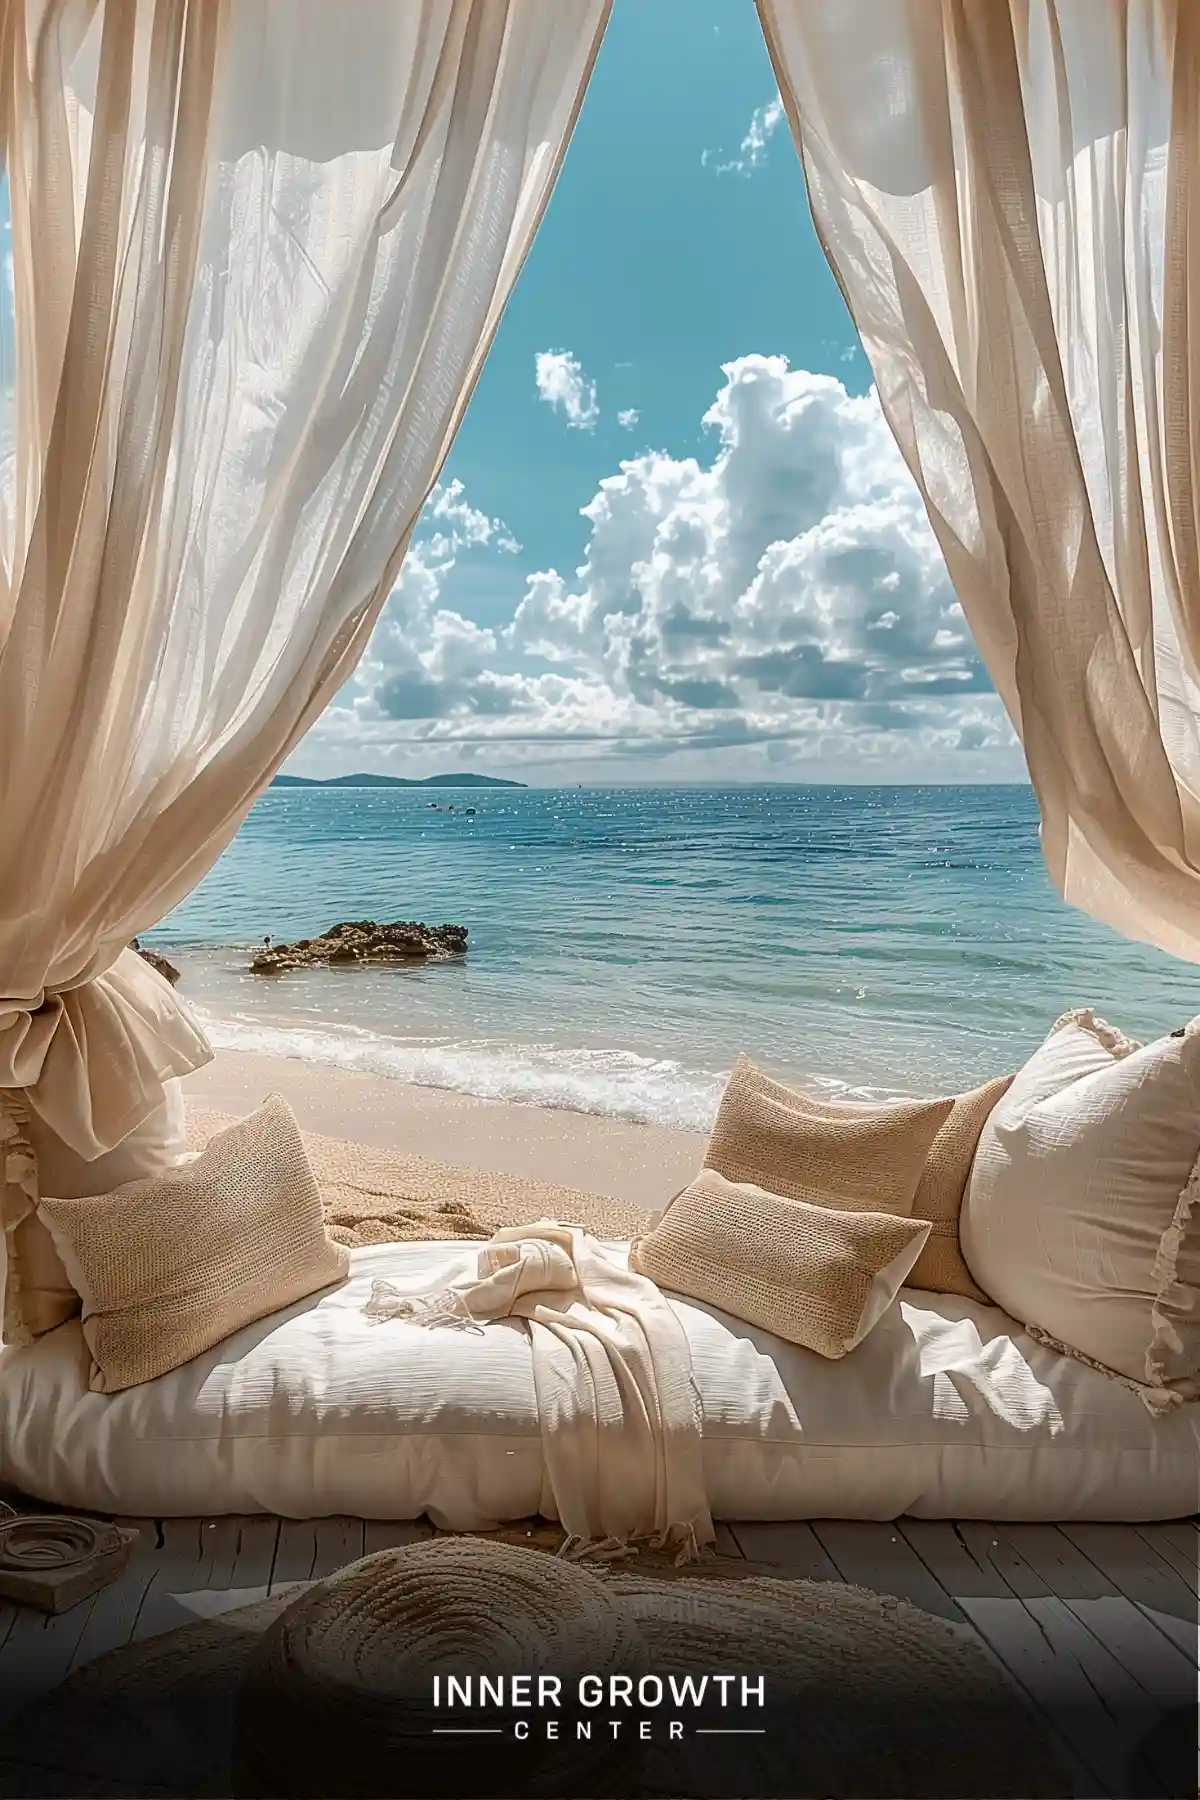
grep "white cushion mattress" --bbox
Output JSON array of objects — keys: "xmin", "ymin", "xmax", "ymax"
[{"xmin": 0, "ymin": 1241, "xmax": 1196, "ymax": 1523}]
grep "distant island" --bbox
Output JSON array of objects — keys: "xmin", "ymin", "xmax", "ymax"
[{"xmin": 271, "ymin": 772, "xmax": 527, "ymax": 789}]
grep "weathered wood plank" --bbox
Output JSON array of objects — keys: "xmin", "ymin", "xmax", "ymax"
[
  {"xmin": 309, "ymin": 1517, "xmax": 366, "ymax": 1581},
  {"xmin": 898, "ymin": 1521, "xmax": 1019, "ymax": 1599},
  {"xmin": 228, "ymin": 1516, "xmax": 280, "ymax": 1594},
  {"xmin": 0, "ymin": 1593, "xmax": 100, "ymax": 1729},
  {"xmin": 210, "ymin": 1516, "xmax": 279, "ymax": 1593},
  {"xmin": 983, "ymin": 1521, "xmax": 1198, "ymax": 1755},
  {"xmin": 156, "ymin": 1516, "xmax": 287, "ymax": 1622},
  {"xmin": 66, "ymin": 1518, "xmax": 159, "ymax": 1674},
  {"xmin": 1157, "ymin": 1520, "xmax": 1199, "ymax": 1547},
  {"xmin": 1149, "ymin": 1520, "xmax": 1200, "ymax": 1562},
  {"xmin": 273, "ymin": 1517, "xmax": 368, "ymax": 1588},
  {"xmin": 274, "ymin": 1517, "xmax": 369, "ymax": 1585},
  {"xmin": 997, "ymin": 1525, "xmax": 1111, "ymax": 1599},
  {"xmin": 810, "ymin": 1522, "xmax": 964, "ymax": 1622},
  {"xmin": 955, "ymin": 1524, "xmax": 1051, "ymax": 1599},
  {"xmin": 1026, "ymin": 1596, "xmax": 1169, "ymax": 1795},
  {"xmin": 728, "ymin": 1521, "xmax": 840, "ymax": 1579},
  {"xmin": 959, "ymin": 1596, "xmax": 1134, "ymax": 1799},
  {"xmin": 857, "ymin": 1525, "xmax": 1106, "ymax": 1798},
  {"xmin": 1135, "ymin": 1524, "xmax": 1199, "ymax": 1597},
  {"xmin": 363, "ymin": 1519, "xmax": 435, "ymax": 1556},
  {"xmin": 129, "ymin": 1517, "xmax": 226, "ymax": 1645},
  {"xmin": 272, "ymin": 1518, "xmax": 323, "ymax": 1588},
  {"xmin": 1063, "ymin": 1597, "xmax": 1197, "ymax": 1711},
  {"xmin": 902, "ymin": 1524, "xmax": 1186, "ymax": 1798},
  {"xmin": 711, "ymin": 1521, "xmax": 742, "ymax": 1559},
  {"xmin": 1060, "ymin": 1524, "xmax": 1199, "ymax": 1665}
]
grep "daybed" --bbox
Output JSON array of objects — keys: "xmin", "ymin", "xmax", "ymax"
[{"xmin": 1, "ymin": 1239, "xmax": 1196, "ymax": 1525}]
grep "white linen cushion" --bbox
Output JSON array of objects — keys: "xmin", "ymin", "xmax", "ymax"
[
  {"xmin": 0, "ymin": 1240, "xmax": 1195, "ymax": 1524},
  {"xmin": 961, "ymin": 1010, "xmax": 1200, "ymax": 1406}
]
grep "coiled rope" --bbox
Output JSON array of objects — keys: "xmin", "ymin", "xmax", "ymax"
[{"xmin": 0, "ymin": 1503, "xmax": 120, "ymax": 1571}]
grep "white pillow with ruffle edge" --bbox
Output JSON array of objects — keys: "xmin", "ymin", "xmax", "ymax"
[{"xmin": 961, "ymin": 1009, "xmax": 1200, "ymax": 1414}]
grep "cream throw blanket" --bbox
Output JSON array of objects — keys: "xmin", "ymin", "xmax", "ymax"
[{"xmin": 364, "ymin": 1222, "xmax": 713, "ymax": 1562}]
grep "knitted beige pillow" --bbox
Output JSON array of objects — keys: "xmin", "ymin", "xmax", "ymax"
[
  {"xmin": 703, "ymin": 1058, "xmax": 953, "ymax": 1216},
  {"xmin": 908, "ymin": 1074, "xmax": 1013, "ymax": 1300},
  {"xmin": 631, "ymin": 1168, "xmax": 930, "ymax": 1358},
  {"xmin": 39, "ymin": 1096, "xmax": 349, "ymax": 1394}
]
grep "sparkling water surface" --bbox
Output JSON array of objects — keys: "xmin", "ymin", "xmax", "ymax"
[{"xmin": 149, "ymin": 785, "xmax": 1199, "ymax": 1130}]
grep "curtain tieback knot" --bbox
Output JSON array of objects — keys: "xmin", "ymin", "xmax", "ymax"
[{"xmin": 0, "ymin": 949, "xmax": 211, "ymax": 1161}]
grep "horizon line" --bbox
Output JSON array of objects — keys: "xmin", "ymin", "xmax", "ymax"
[{"xmin": 276, "ymin": 775, "xmax": 1033, "ymax": 789}]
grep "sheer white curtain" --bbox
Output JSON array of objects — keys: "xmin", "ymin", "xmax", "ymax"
[
  {"xmin": 0, "ymin": 0, "xmax": 607, "ymax": 1172},
  {"xmin": 759, "ymin": 0, "xmax": 1200, "ymax": 962}
]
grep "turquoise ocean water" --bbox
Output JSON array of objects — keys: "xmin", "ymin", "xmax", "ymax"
[{"xmin": 148, "ymin": 785, "xmax": 1200, "ymax": 1132}]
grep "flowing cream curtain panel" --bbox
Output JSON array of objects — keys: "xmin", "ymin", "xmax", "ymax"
[
  {"xmin": 0, "ymin": 0, "xmax": 608, "ymax": 1165},
  {"xmin": 758, "ymin": 0, "xmax": 1200, "ymax": 961}
]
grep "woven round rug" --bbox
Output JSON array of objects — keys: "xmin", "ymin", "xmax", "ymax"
[{"xmin": 0, "ymin": 1538, "xmax": 1072, "ymax": 1799}]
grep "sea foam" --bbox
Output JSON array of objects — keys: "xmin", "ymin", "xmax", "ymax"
[{"xmin": 194, "ymin": 1009, "xmax": 729, "ymax": 1133}]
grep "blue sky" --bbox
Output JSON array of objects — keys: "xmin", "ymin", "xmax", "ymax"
[
  {"xmin": 433, "ymin": 0, "xmax": 869, "ymax": 618},
  {"xmin": 310, "ymin": 0, "xmax": 1023, "ymax": 785}
]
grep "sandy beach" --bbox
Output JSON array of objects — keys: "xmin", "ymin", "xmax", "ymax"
[{"xmin": 184, "ymin": 1050, "xmax": 706, "ymax": 1211}]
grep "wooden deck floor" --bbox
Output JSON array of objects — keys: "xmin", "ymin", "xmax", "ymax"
[{"xmin": 0, "ymin": 1512, "xmax": 1193, "ymax": 1797}]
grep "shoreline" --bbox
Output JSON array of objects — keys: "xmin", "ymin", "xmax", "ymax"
[{"xmin": 184, "ymin": 1049, "xmax": 707, "ymax": 1210}]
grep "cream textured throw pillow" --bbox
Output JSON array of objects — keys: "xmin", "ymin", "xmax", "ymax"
[
  {"xmin": 631, "ymin": 1168, "xmax": 930, "ymax": 1358},
  {"xmin": 961, "ymin": 1010, "xmax": 1200, "ymax": 1410},
  {"xmin": 704, "ymin": 1057, "xmax": 953, "ymax": 1216},
  {"xmin": 908, "ymin": 1074, "xmax": 1013, "ymax": 1301},
  {"xmin": 39, "ymin": 1095, "xmax": 349, "ymax": 1394}
]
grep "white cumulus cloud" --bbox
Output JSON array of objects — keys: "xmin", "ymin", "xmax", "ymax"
[
  {"xmin": 617, "ymin": 408, "xmax": 640, "ymax": 430},
  {"xmin": 703, "ymin": 95, "xmax": 785, "ymax": 177},
  {"xmin": 302, "ymin": 358, "xmax": 1020, "ymax": 782},
  {"xmin": 534, "ymin": 349, "xmax": 599, "ymax": 431}
]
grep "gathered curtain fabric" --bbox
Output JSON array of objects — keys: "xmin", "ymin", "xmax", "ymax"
[
  {"xmin": 0, "ymin": 0, "xmax": 609, "ymax": 1168},
  {"xmin": 759, "ymin": 0, "xmax": 1200, "ymax": 962}
]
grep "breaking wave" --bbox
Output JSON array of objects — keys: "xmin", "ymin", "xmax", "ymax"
[{"xmin": 194, "ymin": 1009, "xmax": 734, "ymax": 1133}]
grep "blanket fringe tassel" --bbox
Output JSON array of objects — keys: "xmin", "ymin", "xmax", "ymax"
[
  {"xmin": 363, "ymin": 1281, "xmax": 484, "ymax": 1333},
  {"xmin": 558, "ymin": 1518, "xmax": 706, "ymax": 1570}
]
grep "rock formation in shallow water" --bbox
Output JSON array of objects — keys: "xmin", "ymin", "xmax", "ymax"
[
  {"xmin": 249, "ymin": 919, "xmax": 468, "ymax": 974},
  {"xmin": 133, "ymin": 945, "xmax": 181, "ymax": 986}
]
